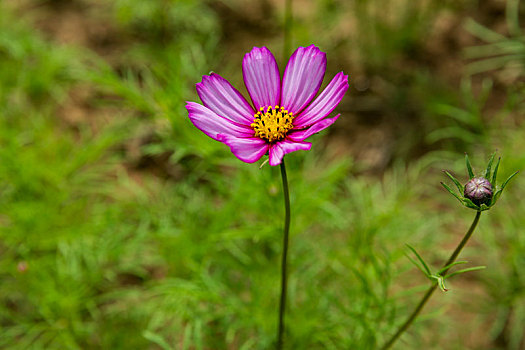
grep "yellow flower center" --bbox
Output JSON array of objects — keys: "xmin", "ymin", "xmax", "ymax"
[{"xmin": 251, "ymin": 106, "xmax": 295, "ymax": 143}]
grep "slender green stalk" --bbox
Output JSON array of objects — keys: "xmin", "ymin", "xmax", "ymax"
[
  {"xmin": 277, "ymin": 160, "xmax": 291, "ymax": 349},
  {"xmin": 381, "ymin": 211, "xmax": 482, "ymax": 350},
  {"xmin": 283, "ymin": 0, "xmax": 293, "ymax": 62},
  {"xmin": 277, "ymin": 2, "xmax": 292, "ymax": 348}
]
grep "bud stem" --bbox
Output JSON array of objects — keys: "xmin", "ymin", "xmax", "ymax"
[{"xmin": 381, "ymin": 210, "xmax": 482, "ymax": 350}]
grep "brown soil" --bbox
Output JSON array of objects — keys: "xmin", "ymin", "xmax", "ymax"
[
  {"xmin": 10, "ymin": 0, "xmax": 518, "ymax": 173},
  {"xmin": 6, "ymin": 3, "xmax": 520, "ymax": 347}
]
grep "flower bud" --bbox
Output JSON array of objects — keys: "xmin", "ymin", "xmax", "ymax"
[{"xmin": 464, "ymin": 177, "xmax": 493, "ymax": 206}]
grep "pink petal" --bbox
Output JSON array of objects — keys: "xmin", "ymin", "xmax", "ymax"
[
  {"xmin": 242, "ymin": 47, "xmax": 281, "ymax": 111},
  {"xmin": 196, "ymin": 73, "xmax": 255, "ymax": 126},
  {"xmin": 294, "ymin": 72, "xmax": 348, "ymax": 128},
  {"xmin": 186, "ymin": 102, "xmax": 254, "ymax": 141},
  {"xmin": 218, "ymin": 134, "xmax": 269, "ymax": 163},
  {"xmin": 268, "ymin": 140, "xmax": 312, "ymax": 166},
  {"xmin": 281, "ymin": 45, "xmax": 326, "ymax": 115},
  {"xmin": 288, "ymin": 114, "xmax": 339, "ymax": 142}
]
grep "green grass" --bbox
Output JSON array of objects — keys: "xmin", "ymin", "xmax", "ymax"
[{"xmin": 0, "ymin": 1, "xmax": 524, "ymax": 349}]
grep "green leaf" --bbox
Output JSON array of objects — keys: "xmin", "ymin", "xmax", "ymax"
[
  {"xmin": 438, "ymin": 261, "xmax": 467, "ymax": 275},
  {"xmin": 500, "ymin": 171, "xmax": 519, "ymax": 192},
  {"xmin": 432, "ymin": 275, "xmax": 448, "ymax": 292},
  {"xmin": 405, "ymin": 253, "xmax": 431, "ymax": 278},
  {"xmin": 194, "ymin": 319, "xmax": 203, "ymax": 350},
  {"xmin": 465, "ymin": 153, "xmax": 475, "ymax": 179},
  {"xmin": 143, "ymin": 330, "xmax": 174, "ymax": 350},
  {"xmin": 462, "ymin": 197, "xmax": 480, "ymax": 210},
  {"xmin": 479, "ymin": 203, "xmax": 490, "ymax": 211},
  {"xmin": 446, "ymin": 266, "xmax": 486, "ymax": 279},
  {"xmin": 491, "ymin": 157, "xmax": 501, "ymax": 185},
  {"xmin": 406, "ymin": 244, "xmax": 432, "ymax": 276},
  {"xmin": 492, "ymin": 171, "xmax": 519, "ymax": 204},
  {"xmin": 441, "ymin": 182, "xmax": 463, "ymax": 204},
  {"xmin": 444, "ymin": 171, "xmax": 463, "ymax": 193},
  {"xmin": 484, "ymin": 153, "xmax": 496, "ymax": 179},
  {"xmin": 182, "ymin": 325, "xmax": 192, "ymax": 350},
  {"xmin": 464, "ymin": 18, "xmax": 507, "ymax": 43},
  {"xmin": 239, "ymin": 339, "xmax": 257, "ymax": 350},
  {"xmin": 492, "ymin": 189, "xmax": 503, "ymax": 204}
]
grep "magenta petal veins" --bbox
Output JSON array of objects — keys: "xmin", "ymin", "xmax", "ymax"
[
  {"xmin": 186, "ymin": 45, "xmax": 348, "ymax": 166},
  {"xmin": 288, "ymin": 115, "xmax": 340, "ymax": 142},
  {"xmin": 196, "ymin": 73, "xmax": 256, "ymax": 125},
  {"xmin": 243, "ymin": 47, "xmax": 281, "ymax": 111},
  {"xmin": 218, "ymin": 134, "xmax": 269, "ymax": 163},
  {"xmin": 293, "ymin": 72, "xmax": 349, "ymax": 128},
  {"xmin": 269, "ymin": 140, "xmax": 312, "ymax": 166},
  {"xmin": 281, "ymin": 45, "xmax": 327, "ymax": 115},
  {"xmin": 186, "ymin": 102, "xmax": 255, "ymax": 141}
]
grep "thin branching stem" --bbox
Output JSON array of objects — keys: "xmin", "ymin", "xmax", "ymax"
[
  {"xmin": 277, "ymin": 160, "xmax": 291, "ymax": 349},
  {"xmin": 283, "ymin": 0, "xmax": 293, "ymax": 62},
  {"xmin": 381, "ymin": 210, "xmax": 482, "ymax": 350},
  {"xmin": 277, "ymin": 1, "xmax": 293, "ymax": 347}
]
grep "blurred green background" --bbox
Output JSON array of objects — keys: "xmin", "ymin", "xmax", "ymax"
[{"xmin": 0, "ymin": 0, "xmax": 524, "ymax": 349}]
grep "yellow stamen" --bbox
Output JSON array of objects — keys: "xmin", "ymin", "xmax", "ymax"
[{"xmin": 251, "ymin": 106, "xmax": 294, "ymax": 142}]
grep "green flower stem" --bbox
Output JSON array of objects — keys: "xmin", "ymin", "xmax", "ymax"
[
  {"xmin": 278, "ymin": 1, "xmax": 293, "ymax": 348},
  {"xmin": 277, "ymin": 160, "xmax": 291, "ymax": 349},
  {"xmin": 381, "ymin": 210, "xmax": 482, "ymax": 350},
  {"xmin": 283, "ymin": 0, "xmax": 293, "ymax": 62}
]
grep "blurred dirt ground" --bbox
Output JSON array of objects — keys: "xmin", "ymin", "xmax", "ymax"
[
  {"xmin": 3, "ymin": 2, "xmax": 523, "ymax": 348},
  {"xmin": 8, "ymin": 0, "xmax": 520, "ymax": 175}
]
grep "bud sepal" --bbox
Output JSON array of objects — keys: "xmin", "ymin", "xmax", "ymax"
[{"xmin": 441, "ymin": 153, "xmax": 518, "ymax": 211}]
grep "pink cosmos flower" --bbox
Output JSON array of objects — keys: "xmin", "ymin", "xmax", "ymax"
[{"xmin": 186, "ymin": 45, "xmax": 349, "ymax": 166}]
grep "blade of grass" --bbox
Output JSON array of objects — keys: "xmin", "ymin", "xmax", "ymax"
[
  {"xmin": 491, "ymin": 157, "xmax": 501, "ymax": 185},
  {"xmin": 446, "ymin": 266, "xmax": 486, "ymax": 279},
  {"xmin": 441, "ymin": 182, "xmax": 463, "ymax": 204},
  {"xmin": 437, "ymin": 261, "xmax": 467, "ymax": 275},
  {"xmin": 443, "ymin": 171, "xmax": 464, "ymax": 193},
  {"xmin": 465, "ymin": 154, "xmax": 475, "ymax": 179},
  {"xmin": 406, "ymin": 244, "xmax": 431, "ymax": 276},
  {"xmin": 485, "ymin": 153, "xmax": 496, "ymax": 179}
]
